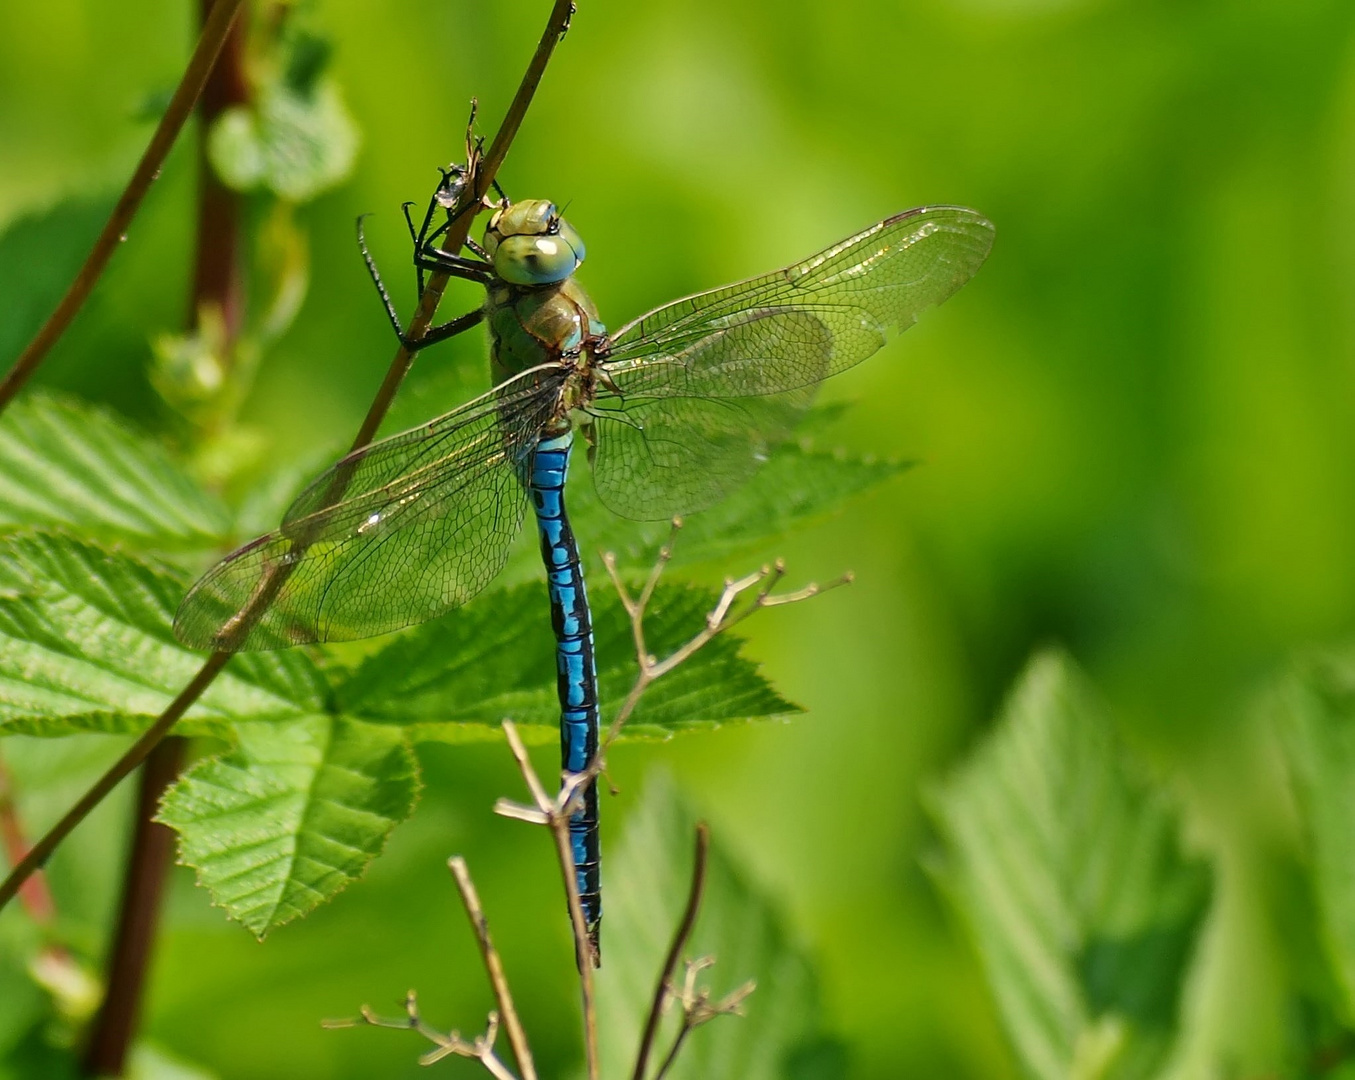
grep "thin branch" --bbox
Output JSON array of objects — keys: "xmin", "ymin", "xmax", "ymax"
[
  {"xmin": 597, "ymin": 530, "xmax": 853, "ymax": 756},
  {"xmin": 0, "ymin": 0, "xmax": 578, "ymax": 918},
  {"xmin": 80, "ymin": 737, "xmax": 188, "ymax": 1077},
  {"xmin": 324, "ymin": 992, "xmax": 519, "ymax": 1079},
  {"xmin": 653, "ymin": 962, "xmax": 755, "ymax": 1080},
  {"xmin": 448, "ymin": 856, "xmax": 537, "ymax": 1080},
  {"xmin": 631, "ymin": 823, "xmax": 709, "ymax": 1080},
  {"xmin": 497, "ymin": 720, "xmax": 599, "ymax": 1080},
  {"xmin": 0, "ymin": 0, "xmax": 247, "ymax": 414},
  {"xmin": 0, "ymin": 651, "xmax": 231, "ymax": 911}
]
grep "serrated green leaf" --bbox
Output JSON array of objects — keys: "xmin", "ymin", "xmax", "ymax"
[
  {"xmin": 927, "ymin": 650, "xmax": 1210, "ymax": 1080},
  {"xmin": 333, "ymin": 581, "xmax": 797, "ymax": 744},
  {"xmin": 208, "ymin": 79, "xmax": 358, "ymax": 203},
  {"xmin": 0, "ymin": 393, "xmax": 230, "ymax": 550},
  {"xmin": 594, "ymin": 772, "xmax": 840, "ymax": 1080},
  {"xmin": 1272, "ymin": 647, "xmax": 1355, "ymax": 1021},
  {"xmin": 0, "ymin": 532, "xmax": 325, "ymax": 737},
  {"xmin": 156, "ymin": 714, "xmax": 419, "ymax": 939}
]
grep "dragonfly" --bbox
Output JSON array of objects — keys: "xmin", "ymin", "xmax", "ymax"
[{"xmin": 173, "ymin": 190, "xmax": 995, "ymax": 954}]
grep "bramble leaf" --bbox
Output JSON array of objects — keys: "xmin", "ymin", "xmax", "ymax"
[
  {"xmin": 0, "ymin": 393, "xmax": 229, "ymax": 551},
  {"xmin": 927, "ymin": 650, "xmax": 1210, "ymax": 1080},
  {"xmin": 157, "ymin": 714, "xmax": 419, "ymax": 939},
  {"xmin": 0, "ymin": 532, "xmax": 325, "ymax": 737},
  {"xmin": 334, "ymin": 581, "xmax": 798, "ymax": 744}
]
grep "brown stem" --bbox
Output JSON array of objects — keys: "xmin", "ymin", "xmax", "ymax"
[
  {"xmin": 448, "ymin": 857, "xmax": 538, "ymax": 1080},
  {"xmin": 80, "ymin": 737, "xmax": 187, "ymax": 1077},
  {"xmin": 0, "ymin": 0, "xmax": 247, "ymax": 414},
  {"xmin": 0, "ymin": 0, "xmax": 578, "ymax": 919},
  {"xmin": 190, "ymin": 0, "xmax": 250, "ymax": 346},
  {"xmin": 79, "ymin": 12, "xmax": 251, "ymax": 1071},
  {"xmin": 0, "ymin": 652, "xmax": 230, "ymax": 912},
  {"xmin": 632, "ymin": 824, "xmax": 709, "ymax": 1080}
]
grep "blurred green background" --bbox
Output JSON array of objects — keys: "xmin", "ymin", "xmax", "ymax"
[{"xmin": 3, "ymin": 0, "xmax": 1355, "ymax": 1076}]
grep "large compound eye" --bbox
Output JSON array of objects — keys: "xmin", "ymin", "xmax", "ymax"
[{"xmin": 493, "ymin": 231, "xmax": 582, "ymax": 285}]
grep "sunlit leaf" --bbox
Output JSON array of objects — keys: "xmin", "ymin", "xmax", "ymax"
[
  {"xmin": 0, "ymin": 393, "xmax": 229, "ymax": 550},
  {"xmin": 0, "ymin": 532, "xmax": 325, "ymax": 737},
  {"xmin": 157, "ymin": 714, "xmax": 419, "ymax": 939},
  {"xmin": 208, "ymin": 79, "xmax": 359, "ymax": 203},
  {"xmin": 1271, "ymin": 647, "xmax": 1355, "ymax": 1020},
  {"xmin": 334, "ymin": 581, "xmax": 797, "ymax": 744},
  {"xmin": 594, "ymin": 772, "xmax": 842, "ymax": 1080},
  {"xmin": 927, "ymin": 650, "xmax": 1210, "ymax": 1080}
]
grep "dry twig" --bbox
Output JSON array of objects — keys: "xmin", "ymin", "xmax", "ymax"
[{"xmin": 324, "ymin": 992, "xmax": 519, "ymax": 1079}]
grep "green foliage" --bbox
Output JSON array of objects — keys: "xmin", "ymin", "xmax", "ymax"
[
  {"xmin": 0, "ymin": 531, "xmax": 323, "ymax": 737},
  {"xmin": 595, "ymin": 773, "xmax": 842, "ymax": 1080},
  {"xmin": 1273, "ymin": 648, "xmax": 1355, "ymax": 1023},
  {"xmin": 156, "ymin": 715, "xmax": 419, "ymax": 939},
  {"xmin": 209, "ymin": 81, "xmax": 358, "ymax": 203},
  {"xmin": 928, "ymin": 651, "xmax": 1211, "ymax": 1080},
  {"xmin": 0, "ymin": 392, "xmax": 229, "ymax": 550},
  {"xmin": 336, "ymin": 580, "xmax": 798, "ymax": 743}
]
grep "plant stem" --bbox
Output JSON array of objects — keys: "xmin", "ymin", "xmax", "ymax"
[
  {"xmin": 0, "ymin": 0, "xmax": 578, "ymax": 918},
  {"xmin": 80, "ymin": 738, "xmax": 188, "ymax": 1077},
  {"xmin": 0, "ymin": 0, "xmax": 247, "ymax": 415},
  {"xmin": 448, "ymin": 857, "xmax": 538, "ymax": 1080},
  {"xmin": 190, "ymin": 0, "xmax": 250, "ymax": 346},
  {"xmin": 80, "ymin": 9, "xmax": 251, "ymax": 1070},
  {"xmin": 631, "ymin": 824, "xmax": 709, "ymax": 1080}
]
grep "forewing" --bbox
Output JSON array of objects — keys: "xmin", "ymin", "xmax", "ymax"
[
  {"xmin": 174, "ymin": 369, "xmax": 565, "ymax": 650},
  {"xmin": 600, "ymin": 205, "xmax": 994, "ymax": 389},
  {"xmin": 588, "ymin": 206, "xmax": 993, "ymax": 519}
]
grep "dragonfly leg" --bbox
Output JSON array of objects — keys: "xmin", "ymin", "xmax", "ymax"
[
  {"xmin": 415, "ymin": 307, "xmax": 485, "ymax": 350},
  {"xmin": 358, "ymin": 215, "xmax": 486, "ymax": 352},
  {"xmin": 400, "ymin": 201, "xmax": 428, "ymax": 296},
  {"xmin": 414, "ymin": 246, "xmax": 493, "ymax": 284},
  {"xmin": 357, "ymin": 214, "xmax": 411, "ymax": 342}
]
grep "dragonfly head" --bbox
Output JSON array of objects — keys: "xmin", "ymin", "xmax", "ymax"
[{"xmin": 483, "ymin": 199, "xmax": 586, "ymax": 287}]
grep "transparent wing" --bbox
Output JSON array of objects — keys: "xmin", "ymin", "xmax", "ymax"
[
  {"xmin": 174, "ymin": 367, "xmax": 566, "ymax": 651},
  {"xmin": 589, "ymin": 206, "xmax": 993, "ymax": 519}
]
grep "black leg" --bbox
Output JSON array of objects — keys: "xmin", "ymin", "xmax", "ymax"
[
  {"xmin": 358, "ymin": 214, "xmax": 484, "ymax": 351},
  {"xmin": 414, "ymin": 246, "xmax": 492, "ymax": 284},
  {"xmin": 357, "ymin": 214, "xmax": 411, "ymax": 343},
  {"xmin": 413, "ymin": 307, "xmax": 485, "ymax": 350}
]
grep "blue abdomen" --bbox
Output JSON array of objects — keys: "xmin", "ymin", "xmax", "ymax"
[{"xmin": 529, "ymin": 432, "xmax": 601, "ymax": 944}]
